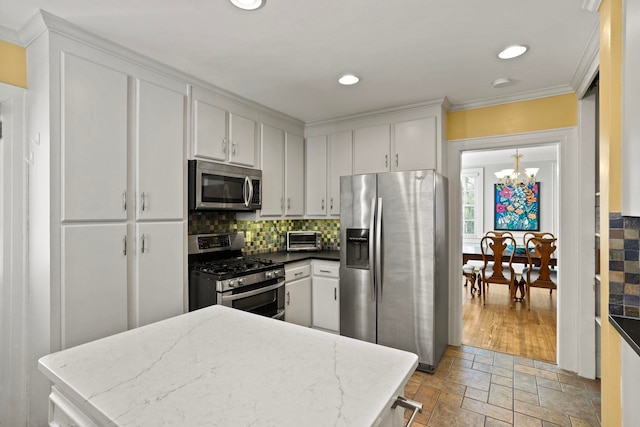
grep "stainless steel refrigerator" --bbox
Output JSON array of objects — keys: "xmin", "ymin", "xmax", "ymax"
[{"xmin": 340, "ymin": 170, "xmax": 448, "ymax": 373}]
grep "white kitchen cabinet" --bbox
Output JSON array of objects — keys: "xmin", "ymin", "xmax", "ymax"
[
  {"xmin": 193, "ymin": 99, "xmax": 227, "ymax": 162},
  {"xmin": 135, "ymin": 222, "xmax": 184, "ymax": 327},
  {"xmin": 305, "ymin": 135, "xmax": 328, "ymax": 216},
  {"xmin": 61, "ymin": 53, "xmax": 128, "ymax": 222},
  {"xmin": 284, "ymin": 262, "xmax": 312, "ymax": 327},
  {"xmin": 61, "ymin": 224, "xmax": 128, "ymax": 349},
  {"xmin": 285, "ymin": 133, "xmax": 305, "ymax": 216},
  {"xmin": 312, "ymin": 261, "xmax": 340, "ymax": 333},
  {"xmin": 229, "ymin": 113, "xmax": 256, "ymax": 167},
  {"xmin": 261, "ymin": 124, "xmax": 285, "ymax": 216},
  {"xmin": 136, "ymin": 79, "xmax": 185, "ymax": 221},
  {"xmin": 353, "ymin": 124, "xmax": 391, "ymax": 174},
  {"xmin": 393, "ymin": 116, "xmax": 436, "ymax": 171},
  {"xmin": 329, "ymin": 131, "xmax": 353, "ymax": 215}
]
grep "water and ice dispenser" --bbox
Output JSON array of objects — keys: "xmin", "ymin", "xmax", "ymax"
[{"xmin": 346, "ymin": 228, "xmax": 370, "ymax": 269}]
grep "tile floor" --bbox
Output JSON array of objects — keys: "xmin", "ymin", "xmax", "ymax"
[{"xmin": 403, "ymin": 345, "xmax": 601, "ymax": 427}]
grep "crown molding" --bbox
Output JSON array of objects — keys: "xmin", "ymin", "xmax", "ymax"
[
  {"xmin": 0, "ymin": 25, "xmax": 22, "ymax": 45},
  {"xmin": 581, "ymin": 0, "xmax": 601, "ymax": 12},
  {"xmin": 448, "ymin": 85, "xmax": 575, "ymax": 112},
  {"xmin": 18, "ymin": 10, "xmax": 304, "ymax": 129},
  {"xmin": 572, "ymin": 20, "xmax": 600, "ymax": 99},
  {"xmin": 305, "ymin": 97, "xmax": 447, "ymax": 128}
]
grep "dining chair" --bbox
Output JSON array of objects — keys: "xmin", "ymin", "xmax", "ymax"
[
  {"xmin": 522, "ymin": 235, "xmax": 557, "ymax": 310},
  {"xmin": 480, "ymin": 233, "xmax": 517, "ymax": 307}
]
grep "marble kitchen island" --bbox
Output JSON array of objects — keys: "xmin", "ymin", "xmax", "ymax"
[{"xmin": 38, "ymin": 305, "xmax": 419, "ymax": 427}]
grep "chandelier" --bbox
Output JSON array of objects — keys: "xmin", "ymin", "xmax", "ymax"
[{"xmin": 494, "ymin": 150, "xmax": 539, "ymax": 186}]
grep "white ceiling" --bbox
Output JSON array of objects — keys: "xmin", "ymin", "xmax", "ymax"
[{"xmin": 0, "ymin": 0, "xmax": 599, "ymax": 124}]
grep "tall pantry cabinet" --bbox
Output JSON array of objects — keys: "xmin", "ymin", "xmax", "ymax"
[{"xmin": 26, "ymin": 22, "xmax": 187, "ymax": 423}]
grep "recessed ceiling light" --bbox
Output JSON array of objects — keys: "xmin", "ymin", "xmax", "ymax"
[
  {"xmin": 338, "ymin": 74, "xmax": 360, "ymax": 85},
  {"xmin": 498, "ymin": 45, "xmax": 528, "ymax": 59},
  {"xmin": 492, "ymin": 78, "xmax": 511, "ymax": 88},
  {"xmin": 229, "ymin": 0, "xmax": 265, "ymax": 10}
]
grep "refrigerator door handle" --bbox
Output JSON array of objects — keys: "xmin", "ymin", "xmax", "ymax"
[
  {"xmin": 375, "ymin": 197, "xmax": 383, "ymax": 301},
  {"xmin": 369, "ymin": 197, "xmax": 377, "ymax": 302}
]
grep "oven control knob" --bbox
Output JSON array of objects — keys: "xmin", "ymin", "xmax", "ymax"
[
  {"xmin": 228, "ymin": 280, "xmax": 235, "ymax": 288},
  {"xmin": 265, "ymin": 271, "xmax": 274, "ymax": 279},
  {"xmin": 238, "ymin": 278, "xmax": 246, "ymax": 286}
]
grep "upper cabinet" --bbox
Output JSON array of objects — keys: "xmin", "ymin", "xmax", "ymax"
[
  {"xmin": 305, "ymin": 135, "xmax": 328, "ymax": 216},
  {"xmin": 329, "ymin": 131, "xmax": 353, "ymax": 216},
  {"xmin": 354, "ymin": 125, "xmax": 390, "ymax": 175},
  {"xmin": 136, "ymin": 79, "xmax": 185, "ymax": 221},
  {"xmin": 393, "ymin": 117, "xmax": 437, "ymax": 171},
  {"xmin": 285, "ymin": 133, "xmax": 304, "ymax": 216},
  {"xmin": 61, "ymin": 53, "xmax": 128, "ymax": 222},
  {"xmin": 191, "ymin": 87, "xmax": 257, "ymax": 168}
]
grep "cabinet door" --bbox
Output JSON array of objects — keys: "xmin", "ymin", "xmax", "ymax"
[
  {"xmin": 353, "ymin": 124, "xmax": 391, "ymax": 174},
  {"xmin": 261, "ymin": 124, "xmax": 284, "ymax": 216},
  {"xmin": 137, "ymin": 79, "xmax": 185, "ymax": 221},
  {"xmin": 135, "ymin": 222, "xmax": 184, "ymax": 327},
  {"xmin": 61, "ymin": 53, "xmax": 128, "ymax": 221},
  {"xmin": 62, "ymin": 224, "xmax": 128, "ymax": 349},
  {"xmin": 305, "ymin": 135, "xmax": 327, "ymax": 216},
  {"xmin": 394, "ymin": 117, "xmax": 437, "ymax": 171},
  {"xmin": 285, "ymin": 277, "xmax": 311, "ymax": 327},
  {"xmin": 193, "ymin": 99, "xmax": 227, "ymax": 162},
  {"xmin": 285, "ymin": 133, "xmax": 304, "ymax": 216},
  {"xmin": 229, "ymin": 113, "xmax": 256, "ymax": 167},
  {"xmin": 312, "ymin": 276, "xmax": 340, "ymax": 332},
  {"xmin": 329, "ymin": 131, "xmax": 353, "ymax": 216}
]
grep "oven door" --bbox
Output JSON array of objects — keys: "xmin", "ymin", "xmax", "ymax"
[{"xmin": 218, "ymin": 279, "xmax": 285, "ymax": 320}]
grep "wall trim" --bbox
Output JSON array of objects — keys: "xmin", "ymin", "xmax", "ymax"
[
  {"xmin": 447, "ymin": 86, "xmax": 575, "ymax": 112},
  {"xmin": 447, "ymin": 126, "xmax": 594, "ymax": 376},
  {"xmin": 572, "ymin": 21, "xmax": 601, "ymax": 99},
  {"xmin": 582, "ymin": 0, "xmax": 602, "ymax": 12}
]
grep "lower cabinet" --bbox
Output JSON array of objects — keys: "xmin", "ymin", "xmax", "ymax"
[
  {"xmin": 311, "ymin": 261, "xmax": 340, "ymax": 333},
  {"xmin": 284, "ymin": 262, "xmax": 312, "ymax": 327}
]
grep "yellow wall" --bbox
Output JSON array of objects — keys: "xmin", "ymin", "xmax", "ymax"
[
  {"xmin": 446, "ymin": 93, "xmax": 578, "ymax": 140},
  {"xmin": 0, "ymin": 40, "xmax": 27, "ymax": 88},
  {"xmin": 599, "ymin": 0, "xmax": 623, "ymax": 426}
]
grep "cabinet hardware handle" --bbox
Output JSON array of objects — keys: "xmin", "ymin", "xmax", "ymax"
[
  {"xmin": 122, "ymin": 191, "xmax": 127, "ymax": 211},
  {"xmin": 321, "ymin": 198, "xmax": 325, "ymax": 211},
  {"xmin": 288, "ymin": 198, "xmax": 291, "ymax": 210},
  {"xmin": 123, "ymin": 236, "xmax": 127, "ymax": 256},
  {"xmin": 396, "ymin": 153, "xmax": 398, "ymax": 167},
  {"xmin": 330, "ymin": 197, "xmax": 333, "ymax": 210},
  {"xmin": 392, "ymin": 396, "xmax": 423, "ymax": 427},
  {"xmin": 385, "ymin": 154, "xmax": 388, "ymax": 168},
  {"xmin": 232, "ymin": 141, "xmax": 237, "ymax": 155},
  {"xmin": 286, "ymin": 291, "xmax": 290, "ymax": 305},
  {"xmin": 222, "ymin": 138, "xmax": 227, "ymax": 154},
  {"xmin": 281, "ymin": 198, "xmax": 284, "ymax": 211},
  {"xmin": 141, "ymin": 234, "xmax": 146, "ymax": 254},
  {"xmin": 141, "ymin": 192, "xmax": 147, "ymax": 212},
  {"xmin": 294, "ymin": 272, "xmax": 304, "ymax": 277},
  {"xmin": 334, "ymin": 288, "xmax": 337, "ymax": 300},
  {"xmin": 320, "ymin": 269, "xmax": 331, "ymax": 273}
]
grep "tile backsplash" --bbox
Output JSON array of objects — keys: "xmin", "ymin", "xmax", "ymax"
[
  {"xmin": 609, "ymin": 212, "xmax": 640, "ymax": 318},
  {"xmin": 189, "ymin": 212, "xmax": 340, "ymax": 255}
]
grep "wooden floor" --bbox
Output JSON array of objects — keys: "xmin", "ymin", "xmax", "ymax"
[{"xmin": 462, "ymin": 281, "xmax": 557, "ymax": 363}]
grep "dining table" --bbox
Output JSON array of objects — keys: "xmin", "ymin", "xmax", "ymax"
[{"xmin": 462, "ymin": 243, "xmax": 558, "ymax": 298}]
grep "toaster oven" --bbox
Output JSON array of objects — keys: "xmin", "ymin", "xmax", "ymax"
[{"xmin": 286, "ymin": 231, "xmax": 322, "ymax": 252}]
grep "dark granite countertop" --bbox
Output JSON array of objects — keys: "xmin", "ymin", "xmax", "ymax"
[
  {"xmin": 252, "ymin": 250, "xmax": 340, "ymax": 265},
  {"xmin": 609, "ymin": 315, "xmax": 640, "ymax": 357}
]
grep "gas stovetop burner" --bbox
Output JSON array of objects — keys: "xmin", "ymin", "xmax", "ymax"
[{"xmin": 192, "ymin": 257, "xmax": 275, "ymax": 276}]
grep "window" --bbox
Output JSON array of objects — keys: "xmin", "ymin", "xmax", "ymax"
[{"xmin": 461, "ymin": 168, "xmax": 484, "ymax": 240}]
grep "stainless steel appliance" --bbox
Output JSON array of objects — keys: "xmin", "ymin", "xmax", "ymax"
[
  {"xmin": 286, "ymin": 231, "xmax": 322, "ymax": 252},
  {"xmin": 188, "ymin": 232, "xmax": 285, "ymax": 319},
  {"xmin": 340, "ymin": 170, "xmax": 449, "ymax": 373},
  {"xmin": 188, "ymin": 160, "xmax": 262, "ymax": 211}
]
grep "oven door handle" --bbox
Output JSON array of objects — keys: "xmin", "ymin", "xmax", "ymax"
[
  {"xmin": 272, "ymin": 309, "xmax": 285, "ymax": 320},
  {"xmin": 220, "ymin": 280, "xmax": 285, "ymax": 302}
]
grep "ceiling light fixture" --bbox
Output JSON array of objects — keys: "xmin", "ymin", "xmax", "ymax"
[
  {"xmin": 494, "ymin": 150, "xmax": 539, "ymax": 187},
  {"xmin": 498, "ymin": 44, "xmax": 528, "ymax": 59},
  {"xmin": 229, "ymin": 0, "xmax": 265, "ymax": 10},
  {"xmin": 338, "ymin": 74, "xmax": 360, "ymax": 85},
  {"xmin": 492, "ymin": 77, "xmax": 511, "ymax": 88}
]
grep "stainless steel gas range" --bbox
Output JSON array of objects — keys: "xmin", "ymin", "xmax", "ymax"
[{"xmin": 188, "ymin": 232, "xmax": 285, "ymax": 319}]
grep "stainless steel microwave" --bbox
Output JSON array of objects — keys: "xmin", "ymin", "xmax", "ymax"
[
  {"xmin": 188, "ymin": 160, "xmax": 262, "ymax": 211},
  {"xmin": 286, "ymin": 231, "xmax": 322, "ymax": 252}
]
